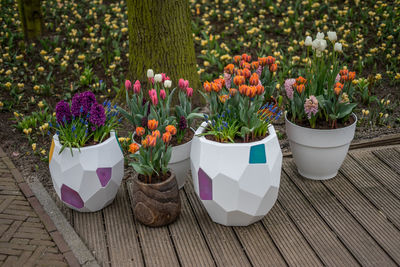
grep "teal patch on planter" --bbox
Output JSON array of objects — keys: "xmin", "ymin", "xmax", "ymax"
[
  {"xmin": 115, "ymin": 132, "xmax": 123, "ymax": 153},
  {"xmin": 249, "ymin": 144, "xmax": 267, "ymax": 164}
]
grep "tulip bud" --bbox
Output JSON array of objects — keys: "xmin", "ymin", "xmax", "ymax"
[
  {"xmin": 164, "ymin": 80, "xmax": 172, "ymax": 88},
  {"xmin": 305, "ymin": 36, "xmax": 313, "ymax": 46},
  {"xmin": 147, "ymin": 69, "xmax": 154, "ymax": 78},
  {"xmin": 334, "ymin": 42, "xmax": 343, "ymax": 52},
  {"xmin": 154, "ymin": 74, "xmax": 162, "ymax": 83},
  {"xmin": 125, "ymin": 80, "xmax": 131, "ymax": 91},
  {"xmin": 186, "ymin": 87, "xmax": 193, "ymax": 97},
  {"xmin": 133, "ymin": 80, "xmax": 141, "ymax": 94},
  {"xmin": 160, "ymin": 89, "xmax": 166, "ymax": 100}
]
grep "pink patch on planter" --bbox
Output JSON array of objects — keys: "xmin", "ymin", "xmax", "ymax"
[
  {"xmin": 61, "ymin": 184, "xmax": 84, "ymax": 209},
  {"xmin": 96, "ymin": 167, "xmax": 112, "ymax": 187},
  {"xmin": 198, "ymin": 168, "xmax": 212, "ymax": 200}
]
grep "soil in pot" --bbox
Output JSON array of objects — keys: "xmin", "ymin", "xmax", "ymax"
[{"xmin": 131, "ymin": 171, "xmax": 181, "ymax": 227}]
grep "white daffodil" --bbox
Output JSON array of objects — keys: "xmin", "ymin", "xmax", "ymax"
[
  {"xmin": 147, "ymin": 69, "xmax": 154, "ymax": 78},
  {"xmin": 305, "ymin": 36, "xmax": 313, "ymax": 46}
]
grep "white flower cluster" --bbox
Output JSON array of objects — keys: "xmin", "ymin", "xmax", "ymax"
[{"xmin": 304, "ymin": 31, "xmax": 342, "ymax": 56}]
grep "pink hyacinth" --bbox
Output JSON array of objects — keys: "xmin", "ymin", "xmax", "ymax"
[
  {"xmin": 304, "ymin": 95, "xmax": 319, "ymax": 119},
  {"xmin": 160, "ymin": 89, "xmax": 166, "ymax": 100},
  {"xmin": 256, "ymin": 66, "xmax": 263, "ymax": 77},
  {"xmin": 133, "ymin": 80, "xmax": 141, "ymax": 94},
  {"xmin": 284, "ymin": 78, "xmax": 296, "ymax": 99},
  {"xmin": 125, "ymin": 80, "xmax": 131, "ymax": 91},
  {"xmin": 224, "ymin": 72, "xmax": 232, "ymax": 89},
  {"xmin": 186, "ymin": 87, "xmax": 193, "ymax": 97},
  {"xmin": 335, "ymin": 74, "xmax": 340, "ymax": 82}
]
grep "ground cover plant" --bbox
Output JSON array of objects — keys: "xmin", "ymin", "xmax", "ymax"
[{"xmin": 0, "ymin": 0, "xmax": 399, "ymax": 163}]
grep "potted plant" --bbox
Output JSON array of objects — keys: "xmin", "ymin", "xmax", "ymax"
[
  {"xmin": 190, "ymin": 54, "xmax": 283, "ymax": 226},
  {"xmin": 284, "ymin": 31, "xmax": 357, "ymax": 180},
  {"xmin": 49, "ymin": 91, "xmax": 124, "ymax": 212},
  {"xmin": 129, "ymin": 120, "xmax": 181, "ymax": 227},
  {"xmin": 119, "ymin": 70, "xmax": 202, "ymax": 189}
]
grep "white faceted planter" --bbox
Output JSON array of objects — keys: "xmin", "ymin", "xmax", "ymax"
[
  {"xmin": 285, "ymin": 113, "xmax": 357, "ymax": 180},
  {"xmin": 190, "ymin": 122, "xmax": 282, "ymax": 226},
  {"xmin": 49, "ymin": 131, "xmax": 124, "ymax": 212}
]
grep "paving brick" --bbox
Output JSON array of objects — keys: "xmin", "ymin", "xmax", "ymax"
[
  {"xmin": 0, "ymin": 247, "xmax": 23, "ymax": 256},
  {"xmin": 29, "ymin": 239, "xmax": 56, "ymax": 247},
  {"xmin": 0, "ymin": 220, "xmax": 22, "ymax": 242},
  {"xmin": 50, "ymin": 231, "xmax": 70, "ymax": 253},
  {"xmin": 1, "ymin": 157, "xmax": 15, "ymax": 170},
  {"xmin": 28, "ymin": 197, "xmax": 57, "ymax": 232},
  {"xmin": 64, "ymin": 250, "xmax": 81, "ymax": 267},
  {"xmin": 13, "ymin": 232, "xmax": 52, "ymax": 240},
  {"xmin": 10, "ymin": 238, "xmax": 30, "ymax": 244},
  {"xmin": 18, "ymin": 182, "xmax": 34, "ymax": 198}
]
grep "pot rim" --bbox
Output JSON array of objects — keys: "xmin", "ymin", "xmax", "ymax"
[
  {"xmin": 285, "ymin": 112, "xmax": 357, "ymax": 132},
  {"xmin": 132, "ymin": 171, "xmax": 176, "ymax": 187},
  {"xmin": 195, "ymin": 122, "xmax": 277, "ymax": 147},
  {"xmin": 52, "ymin": 130, "xmax": 116, "ymax": 152}
]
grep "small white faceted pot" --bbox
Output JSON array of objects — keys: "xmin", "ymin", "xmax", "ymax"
[
  {"xmin": 190, "ymin": 122, "xmax": 282, "ymax": 226},
  {"xmin": 285, "ymin": 113, "xmax": 357, "ymax": 180},
  {"xmin": 169, "ymin": 138, "xmax": 192, "ymax": 189},
  {"xmin": 49, "ymin": 131, "xmax": 124, "ymax": 212}
]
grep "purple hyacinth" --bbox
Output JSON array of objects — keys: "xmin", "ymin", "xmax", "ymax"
[
  {"xmin": 256, "ymin": 66, "xmax": 263, "ymax": 77},
  {"xmin": 179, "ymin": 116, "xmax": 187, "ymax": 130},
  {"xmin": 71, "ymin": 91, "xmax": 96, "ymax": 117},
  {"xmin": 89, "ymin": 102, "xmax": 106, "ymax": 127},
  {"xmin": 55, "ymin": 100, "xmax": 72, "ymax": 125}
]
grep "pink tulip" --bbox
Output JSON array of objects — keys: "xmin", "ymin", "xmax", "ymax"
[
  {"xmin": 186, "ymin": 87, "xmax": 193, "ymax": 97},
  {"xmin": 178, "ymin": 78, "xmax": 185, "ymax": 89},
  {"xmin": 149, "ymin": 89, "xmax": 157, "ymax": 97},
  {"xmin": 160, "ymin": 89, "xmax": 166, "ymax": 100},
  {"xmin": 149, "ymin": 89, "xmax": 158, "ymax": 105},
  {"xmin": 161, "ymin": 73, "xmax": 170, "ymax": 83},
  {"xmin": 133, "ymin": 80, "xmax": 141, "ymax": 94},
  {"xmin": 184, "ymin": 80, "xmax": 189, "ymax": 89},
  {"xmin": 125, "ymin": 80, "xmax": 131, "ymax": 91}
]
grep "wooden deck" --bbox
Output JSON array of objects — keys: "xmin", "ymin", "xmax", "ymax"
[{"xmin": 56, "ymin": 145, "xmax": 400, "ymax": 267}]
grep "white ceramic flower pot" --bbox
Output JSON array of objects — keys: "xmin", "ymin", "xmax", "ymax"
[
  {"xmin": 49, "ymin": 131, "xmax": 124, "ymax": 212},
  {"xmin": 285, "ymin": 113, "xmax": 357, "ymax": 180},
  {"xmin": 190, "ymin": 122, "xmax": 282, "ymax": 226},
  {"xmin": 169, "ymin": 138, "xmax": 192, "ymax": 189}
]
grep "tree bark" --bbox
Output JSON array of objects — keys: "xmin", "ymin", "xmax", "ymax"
[
  {"xmin": 127, "ymin": 0, "xmax": 202, "ymax": 105},
  {"xmin": 18, "ymin": 0, "xmax": 43, "ymax": 40}
]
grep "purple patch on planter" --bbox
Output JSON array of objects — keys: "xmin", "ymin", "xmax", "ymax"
[
  {"xmin": 96, "ymin": 167, "xmax": 112, "ymax": 187},
  {"xmin": 61, "ymin": 184, "xmax": 84, "ymax": 209},
  {"xmin": 198, "ymin": 168, "xmax": 212, "ymax": 200}
]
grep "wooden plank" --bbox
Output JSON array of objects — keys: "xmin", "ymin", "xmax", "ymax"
[
  {"xmin": 233, "ymin": 221, "xmax": 287, "ymax": 267},
  {"xmin": 184, "ymin": 182, "xmax": 252, "ymax": 267},
  {"xmin": 168, "ymin": 190, "xmax": 215, "ymax": 267},
  {"xmin": 126, "ymin": 180, "xmax": 179, "ymax": 267},
  {"xmin": 373, "ymin": 148, "xmax": 400, "ymax": 175},
  {"xmin": 74, "ymin": 211, "xmax": 110, "ymax": 267},
  {"xmin": 277, "ymin": 169, "xmax": 358, "ymax": 266},
  {"xmin": 340, "ymin": 155, "xmax": 400, "ymax": 229},
  {"xmin": 263, "ymin": 202, "xmax": 323, "ymax": 267},
  {"xmin": 350, "ymin": 151, "xmax": 400, "ymax": 199},
  {"xmin": 284, "ymin": 160, "xmax": 398, "ymax": 266},
  {"xmin": 103, "ymin": 183, "xmax": 144, "ymax": 267}
]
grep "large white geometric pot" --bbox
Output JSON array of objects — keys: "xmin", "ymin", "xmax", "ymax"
[
  {"xmin": 169, "ymin": 138, "xmax": 192, "ymax": 189},
  {"xmin": 49, "ymin": 131, "xmax": 124, "ymax": 212},
  {"xmin": 190, "ymin": 122, "xmax": 282, "ymax": 226},
  {"xmin": 285, "ymin": 113, "xmax": 357, "ymax": 180}
]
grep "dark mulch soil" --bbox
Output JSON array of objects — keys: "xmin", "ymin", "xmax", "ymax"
[
  {"xmin": 138, "ymin": 171, "xmax": 171, "ymax": 184},
  {"xmin": 292, "ymin": 115, "xmax": 356, "ymax": 129}
]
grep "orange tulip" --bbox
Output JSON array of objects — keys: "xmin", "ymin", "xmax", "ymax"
[
  {"xmin": 295, "ymin": 84, "xmax": 305, "ymax": 94},
  {"xmin": 147, "ymin": 119, "xmax": 158, "ymax": 131},
  {"xmin": 165, "ymin": 125, "xmax": 177, "ymax": 135},
  {"xmin": 241, "ymin": 53, "xmax": 251, "ymax": 62},
  {"xmin": 219, "ymin": 94, "xmax": 229, "ymax": 103},
  {"xmin": 242, "ymin": 68, "xmax": 251, "ymax": 79},
  {"xmin": 296, "ymin": 76, "xmax": 307, "ymax": 85},
  {"xmin": 256, "ymin": 84, "xmax": 265, "ymax": 95},
  {"xmin": 240, "ymin": 61, "xmax": 251, "ymax": 70},
  {"xmin": 152, "ymin": 130, "xmax": 160, "ymax": 139},
  {"xmin": 334, "ymin": 87, "xmax": 342, "ymax": 95},
  {"xmin": 249, "ymin": 73, "xmax": 259, "ymax": 86},
  {"xmin": 224, "ymin": 64, "xmax": 235, "ymax": 74},
  {"xmin": 348, "ymin": 71, "xmax": 356, "ymax": 81},
  {"xmin": 266, "ymin": 56, "xmax": 276, "ymax": 65},
  {"xmin": 135, "ymin": 127, "xmax": 145, "ymax": 137},
  {"xmin": 339, "ymin": 69, "xmax": 349, "ymax": 76},
  {"xmin": 146, "ymin": 135, "xmax": 157, "ymax": 147},
  {"xmin": 203, "ymin": 81, "xmax": 212, "ymax": 92},
  {"xmin": 229, "ymin": 88, "xmax": 237, "ymax": 97},
  {"xmin": 269, "ymin": 63, "xmax": 277, "ymax": 72},
  {"xmin": 246, "ymin": 86, "xmax": 257, "ymax": 98},
  {"xmin": 251, "ymin": 61, "xmax": 259, "ymax": 70},
  {"xmin": 128, "ymin": 143, "xmax": 140, "ymax": 154},
  {"xmin": 239, "ymin": 84, "xmax": 248, "ymax": 95},
  {"xmin": 334, "ymin": 82, "xmax": 344, "ymax": 89},
  {"xmin": 162, "ymin": 132, "xmax": 172, "ymax": 143},
  {"xmin": 211, "ymin": 82, "xmax": 221, "ymax": 92},
  {"xmin": 233, "ymin": 75, "xmax": 245, "ymax": 86},
  {"xmin": 234, "ymin": 55, "xmax": 241, "ymax": 64},
  {"xmin": 258, "ymin": 57, "xmax": 267, "ymax": 67},
  {"xmin": 141, "ymin": 138, "xmax": 149, "ymax": 148}
]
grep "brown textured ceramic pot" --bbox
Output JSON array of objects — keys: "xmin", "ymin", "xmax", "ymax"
[{"xmin": 131, "ymin": 172, "xmax": 181, "ymax": 227}]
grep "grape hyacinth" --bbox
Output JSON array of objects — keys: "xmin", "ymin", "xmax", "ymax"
[
  {"xmin": 55, "ymin": 100, "xmax": 72, "ymax": 124},
  {"xmin": 179, "ymin": 116, "xmax": 187, "ymax": 130},
  {"xmin": 89, "ymin": 102, "xmax": 106, "ymax": 126}
]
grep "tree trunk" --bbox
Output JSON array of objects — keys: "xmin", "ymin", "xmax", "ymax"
[
  {"xmin": 18, "ymin": 0, "xmax": 43, "ymax": 40},
  {"xmin": 127, "ymin": 0, "xmax": 202, "ymax": 106}
]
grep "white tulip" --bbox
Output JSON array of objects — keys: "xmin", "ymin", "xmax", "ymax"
[
  {"xmin": 327, "ymin": 31, "xmax": 337, "ymax": 42},
  {"xmin": 147, "ymin": 69, "xmax": 154, "ymax": 78},
  {"xmin": 312, "ymin": 39, "xmax": 321, "ymax": 50},
  {"xmin": 164, "ymin": 80, "xmax": 172, "ymax": 88},
  {"xmin": 318, "ymin": 39, "xmax": 327, "ymax": 51},
  {"xmin": 316, "ymin": 32, "xmax": 325, "ymax": 40},
  {"xmin": 154, "ymin": 74, "xmax": 162, "ymax": 83},
  {"xmin": 305, "ymin": 36, "xmax": 313, "ymax": 46},
  {"xmin": 334, "ymin": 42, "xmax": 343, "ymax": 52}
]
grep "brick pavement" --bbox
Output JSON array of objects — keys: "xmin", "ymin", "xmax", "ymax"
[{"xmin": 0, "ymin": 147, "xmax": 79, "ymax": 267}]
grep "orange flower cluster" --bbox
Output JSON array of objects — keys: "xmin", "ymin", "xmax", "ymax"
[
  {"xmin": 238, "ymin": 85, "xmax": 264, "ymax": 98},
  {"xmin": 293, "ymin": 76, "xmax": 307, "ymax": 94},
  {"xmin": 258, "ymin": 56, "xmax": 277, "ymax": 72},
  {"xmin": 334, "ymin": 82, "xmax": 344, "ymax": 95},
  {"xmin": 130, "ymin": 122, "xmax": 177, "ymax": 153},
  {"xmin": 339, "ymin": 69, "xmax": 356, "ymax": 82}
]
